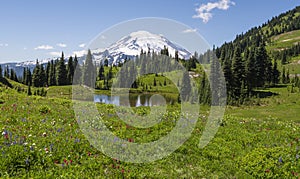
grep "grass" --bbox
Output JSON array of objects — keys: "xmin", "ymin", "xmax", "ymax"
[
  {"xmin": 268, "ymin": 29, "xmax": 300, "ymax": 50},
  {"xmin": 0, "ymin": 81, "xmax": 299, "ymax": 178}
]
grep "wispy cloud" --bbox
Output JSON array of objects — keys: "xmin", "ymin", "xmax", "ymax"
[
  {"xmin": 100, "ymin": 35, "xmax": 106, "ymax": 39},
  {"xmin": 193, "ymin": 0, "xmax": 235, "ymax": 23},
  {"xmin": 57, "ymin": 43, "xmax": 67, "ymax": 48},
  {"xmin": 182, "ymin": 28, "xmax": 197, "ymax": 33},
  {"xmin": 48, "ymin": 51, "xmax": 61, "ymax": 57},
  {"xmin": 79, "ymin": 43, "xmax": 86, "ymax": 48},
  {"xmin": 72, "ymin": 50, "xmax": 87, "ymax": 57},
  {"xmin": 0, "ymin": 43, "xmax": 8, "ymax": 47},
  {"xmin": 34, "ymin": 45, "xmax": 54, "ymax": 50}
]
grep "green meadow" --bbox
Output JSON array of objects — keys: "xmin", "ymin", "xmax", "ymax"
[{"xmin": 0, "ymin": 80, "xmax": 299, "ymax": 178}]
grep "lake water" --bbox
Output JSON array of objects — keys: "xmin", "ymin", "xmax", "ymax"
[{"xmin": 94, "ymin": 94, "xmax": 175, "ymax": 107}]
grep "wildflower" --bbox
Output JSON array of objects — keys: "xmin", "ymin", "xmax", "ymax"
[
  {"xmin": 54, "ymin": 160, "xmax": 59, "ymax": 164},
  {"xmin": 44, "ymin": 148, "xmax": 49, "ymax": 153},
  {"xmin": 296, "ymin": 154, "xmax": 299, "ymax": 159},
  {"xmin": 278, "ymin": 157, "xmax": 283, "ymax": 163},
  {"xmin": 30, "ymin": 146, "xmax": 34, "ymax": 151},
  {"xmin": 25, "ymin": 158, "xmax": 29, "ymax": 165},
  {"xmin": 121, "ymin": 169, "xmax": 125, "ymax": 173},
  {"xmin": 63, "ymin": 159, "xmax": 68, "ymax": 165},
  {"xmin": 128, "ymin": 138, "xmax": 134, "ymax": 143},
  {"xmin": 74, "ymin": 138, "xmax": 80, "ymax": 143},
  {"xmin": 28, "ymin": 134, "xmax": 32, "ymax": 137},
  {"xmin": 23, "ymin": 142, "xmax": 28, "ymax": 146},
  {"xmin": 42, "ymin": 132, "xmax": 47, "ymax": 137},
  {"xmin": 265, "ymin": 169, "xmax": 270, "ymax": 173},
  {"xmin": 32, "ymin": 143, "xmax": 36, "ymax": 146}
]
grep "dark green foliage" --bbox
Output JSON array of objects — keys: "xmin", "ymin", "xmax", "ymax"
[
  {"xmin": 67, "ymin": 56, "xmax": 74, "ymax": 85},
  {"xmin": 153, "ymin": 78, "xmax": 157, "ymax": 87},
  {"xmin": 282, "ymin": 66, "xmax": 287, "ymax": 84},
  {"xmin": 83, "ymin": 49, "xmax": 95, "ymax": 87},
  {"xmin": 180, "ymin": 71, "xmax": 191, "ymax": 102},
  {"xmin": 272, "ymin": 60, "xmax": 280, "ymax": 85},
  {"xmin": 27, "ymin": 84, "xmax": 32, "ymax": 96},
  {"xmin": 56, "ymin": 52, "xmax": 68, "ymax": 86},
  {"xmin": 0, "ymin": 65, "xmax": 2, "ymax": 78},
  {"xmin": 39, "ymin": 64, "xmax": 46, "ymax": 87},
  {"xmin": 32, "ymin": 60, "xmax": 41, "ymax": 87},
  {"xmin": 98, "ymin": 65, "xmax": 105, "ymax": 81},
  {"xmin": 48, "ymin": 60, "xmax": 56, "ymax": 86},
  {"xmin": 231, "ymin": 47, "xmax": 245, "ymax": 98},
  {"xmin": 4, "ymin": 65, "xmax": 9, "ymax": 78}
]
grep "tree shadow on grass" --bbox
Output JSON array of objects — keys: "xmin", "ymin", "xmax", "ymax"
[{"xmin": 252, "ymin": 90, "xmax": 279, "ymax": 98}]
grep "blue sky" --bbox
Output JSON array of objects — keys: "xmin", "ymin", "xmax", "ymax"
[{"xmin": 0, "ymin": 0, "xmax": 299, "ymax": 62}]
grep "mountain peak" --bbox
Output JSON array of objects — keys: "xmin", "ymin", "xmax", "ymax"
[{"xmin": 92, "ymin": 31, "xmax": 192, "ymax": 65}]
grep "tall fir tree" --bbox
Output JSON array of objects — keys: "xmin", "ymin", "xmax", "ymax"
[
  {"xmin": 48, "ymin": 60, "xmax": 56, "ymax": 86},
  {"xmin": 181, "ymin": 71, "xmax": 192, "ymax": 102},
  {"xmin": 40, "ymin": 64, "xmax": 46, "ymax": 87},
  {"xmin": 245, "ymin": 49, "xmax": 256, "ymax": 93},
  {"xmin": 0, "ymin": 65, "xmax": 2, "ymax": 78},
  {"xmin": 4, "ymin": 65, "xmax": 9, "ymax": 78},
  {"xmin": 282, "ymin": 66, "xmax": 286, "ymax": 84},
  {"xmin": 22, "ymin": 67, "xmax": 27, "ymax": 84},
  {"xmin": 232, "ymin": 46, "xmax": 245, "ymax": 99},
  {"xmin": 67, "ymin": 56, "xmax": 74, "ymax": 85},
  {"xmin": 98, "ymin": 65, "xmax": 105, "ymax": 81},
  {"xmin": 46, "ymin": 61, "xmax": 50, "ymax": 86},
  {"xmin": 272, "ymin": 60, "xmax": 280, "ymax": 85},
  {"xmin": 83, "ymin": 49, "xmax": 95, "ymax": 87},
  {"xmin": 32, "ymin": 60, "xmax": 41, "ymax": 87},
  {"xmin": 56, "ymin": 52, "xmax": 68, "ymax": 86}
]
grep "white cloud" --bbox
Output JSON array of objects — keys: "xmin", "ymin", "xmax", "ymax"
[
  {"xmin": 72, "ymin": 50, "xmax": 87, "ymax": 57},
  {"xmin": 0, "ymin": 43, "xmax": 8, "ymax": 47},
  {"xmin": 182, "ymin": 28, "xmax": 197, "ymax": 33},
  {"xmin": 79, "ymin": 43, "xmax": 86, "ymax": 48},
  {"xmin": 34, "ymin": 45, "xmax": 54, "ymax": 50},
  {"xmin": 57, "ymin": 43, "xmax": 67, "ymax": 48},
  {"xmin": 48, "ymin": 51, "xmax": 62, "ymax": 57},
  {"xmin": 193, "ymin": 0, "xmax": 235, "ymax": 23},
  {"xmin": 23, "ymin": 47, "xmax": 27, "ymax": 50}
]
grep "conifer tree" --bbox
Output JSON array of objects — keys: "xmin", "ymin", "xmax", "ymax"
[
  {"xmin": 83, "ymin": 49, "xmax": 95, "ymax": 87},
  {"xmin": 286, "ymin": 69, "xmax": 290, "ymax": 83},
  {"xmin": 46, "ymin": 61, "xmax": 50, "ymax": 86},
  {"xmin": 4, "ymin": 65, "xmax": 9, "ymax": 78},
  {"xmin": 232, "ymin": 47, "xmax": 244, "ymax": 98},
  {"xmin": 181, "ymin": 71, "xmax": 192, "ymax": 102},
  {"xmin": 32, "ymin": 60, "xmax": 41, "ymax": 87},
  {"xmin": 67, "ymin": 56, "xmax": 74, "ymax": 85},
  {"xmin": 48, "ymin": 60, "xmax": 56, "ymax": 86},
  {"xmin": 40, "ymin": 64, "xmax": 46, "ymax": 87},
  {"xmin": 282, "ymin": 66, "xmax": 286, "ymax": 84},
  {"xmin": 272, "ymin": 60, "xmax": 280, "ymax": 85},
  {"xmin": 99, "ymin": 65, "xmax": 105, "ymax": 81},
  {"xmin": 0, "ymin": 65, "xmax": 2, "ymax": 78},
  {"xmin": 56, "ymin": 52, "xmax": 67, "ymax": 85},
  {"xmin": 27, "ymin": 84, "xmax": 32, "ymax": 96}
]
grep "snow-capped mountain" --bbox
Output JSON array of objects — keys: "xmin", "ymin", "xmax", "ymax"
[
  {"xmin": 91, "ymin": 31, "xmax": 192, "ymax": 65},
  {"xmin": 0, "ymin": 31, "xmax": 192, "ymax": 76}
]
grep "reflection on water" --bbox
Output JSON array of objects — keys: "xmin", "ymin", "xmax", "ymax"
[{"xmin": 94, "ymin": 94, "xmax": 174, "ymax": 107}]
